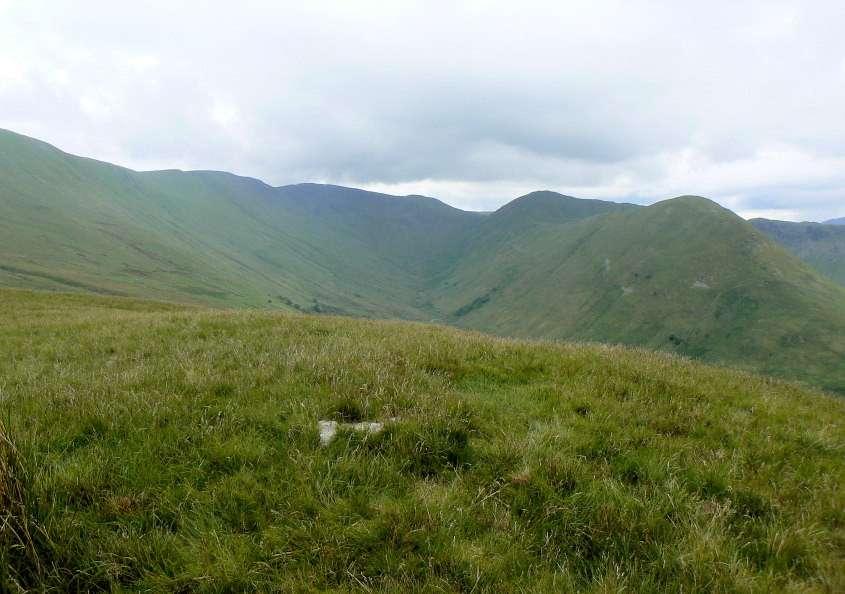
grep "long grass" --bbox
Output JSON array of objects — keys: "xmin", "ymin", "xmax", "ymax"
[{"xmin": 0, "ymin": 288, "xmax": 842, "ymax": 591}]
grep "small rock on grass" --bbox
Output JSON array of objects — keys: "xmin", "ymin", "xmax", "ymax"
[{"xmin": 318, "ymin": 419, "xmax": 394, "ymax": 445}]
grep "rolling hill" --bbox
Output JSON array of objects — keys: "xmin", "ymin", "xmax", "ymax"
[
  {"xmin": 2, "ymin": 128, "xmax": 844, "ymax": 392},
  {"xmin": 429, "ymin": 196, "xmax": 845, "ymax": 392}
]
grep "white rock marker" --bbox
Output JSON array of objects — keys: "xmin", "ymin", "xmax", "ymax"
[
  {"xmin": 318, "ymin": 419, "xmax": 388, "ymax": 445},
  {"xmin": 318, "ymin": 420, "xmax": 338, "ymax": 445}
]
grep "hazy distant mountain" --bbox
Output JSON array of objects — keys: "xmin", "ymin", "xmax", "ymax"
[
  {"xmin": 823, "ymin": 216, "xmax": 845, "ymax": 225},
  {"xmin": 749, "ymin": 218, "xmax": 845, "ymax": 287},
  {"xmin": 2, "ymin": 128, "xmax": 844, "ymax": 392}
]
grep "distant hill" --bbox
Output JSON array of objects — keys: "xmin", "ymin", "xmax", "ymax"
[
  {"xmin": 824, "ymin": 216, "xmax": 845, "ymax": 225},
  {"xmin": 483, "ymin": 190, "xmax": 637, "ymax": 231},
  {"xmin": 433, "ymin": 196, "xmax": 845, "ymax": 392},
  {"xmin": 749, "ymin": 218, "xmax": 845, "ymax": 287},
  {"xmin": 0, "ymin": 129, "xmax": 475, "ymax": 319},
  {"xmin": 2, "ymin": 128, "xmax": 844, "ymax": 392}
]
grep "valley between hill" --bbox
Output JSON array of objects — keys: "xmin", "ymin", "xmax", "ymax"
[
  {"xmin": 2, "ymin": 129, "xmax": 844, "ymax": 393},
  {"xmin": 750, "ymin": 218, "xmax": 845, "ymax": 287}
]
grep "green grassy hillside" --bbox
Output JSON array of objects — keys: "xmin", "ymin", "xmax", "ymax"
[
  {"xmin": 1, "ymin": 288, "xmax": 842, "ymax": 591},
  {"xmin": 0, "ymin": 129, "xmax": 476, "ymax": 319},
  {"xmin": 267, "ymin": 183, "xmax": 485, "ymax": 278},
  {"xmin": 432, "ymin": 197, "xmax": 845, "ymax": 393},
  {"xmin": 2, "ymin": 129, "xmax": 845, "ymax": 393},
  {"xmin": 750, "ymin": 218, "xmax": 845, "ymax": 287}
]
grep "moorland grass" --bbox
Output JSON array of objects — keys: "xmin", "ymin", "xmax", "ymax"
[{"xmin": 0, "ymin": 288, "xmax": 842, "ymax": 591}]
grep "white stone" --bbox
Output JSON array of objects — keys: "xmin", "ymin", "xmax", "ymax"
[
  {"xmin": 318, "ymin": 419, "xmax": 392, "ymax": 445},
  {"xmin": 350, "ymin": 421, "xmax": 385, "ymax": 435},
  {"xmin": 318, "ymin": 420, "xmax": 338, "ymax": 445}
]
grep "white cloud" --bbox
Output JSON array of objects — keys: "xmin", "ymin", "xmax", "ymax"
[
  {"xmin": 210, "ymin": 96, "xmax": 237, "ymax": 127},
  {"xmin": 0, "ymin": 0, "xmax": 844, "ymax": 221},
  {"xmin": 0, "ymin": 51, "xmax": 30, "ymax": 90},
  {"xmin": 736, "ymin": 208, "xmax": 803, "ymax": 221},
  {"xmin": 78, "ymin": 89, "xmax": 119, "ymax": 120},
  {"xmin": 128, "ymin": 54, "xmax": 158, "ymax": 70},
  {"xmin": 359, "ymin": 178, "xmax": 541, "ymax": 212},
  {"xmin": 53, "ymin": 69, "xmax": 70, "ymax": 85}
]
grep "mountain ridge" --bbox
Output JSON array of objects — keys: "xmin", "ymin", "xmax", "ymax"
[{"xmin": 2, "ymin": 128, "xmax": 844, "ymax": 392}]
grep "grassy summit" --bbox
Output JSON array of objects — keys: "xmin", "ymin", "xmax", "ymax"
[{"xmin": 1, "ymin": 289, "xmax": 842, "ymax": 591}]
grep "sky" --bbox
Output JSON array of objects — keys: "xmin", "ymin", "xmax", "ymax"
[{"xmin": 1, "ymin": 1, "xmax": 844, "ymax": 221}]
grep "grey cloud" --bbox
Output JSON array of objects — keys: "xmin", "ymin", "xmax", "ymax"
[{"xmin": 1, "ymin": 1, "xmax": 845, "ymax": 220}]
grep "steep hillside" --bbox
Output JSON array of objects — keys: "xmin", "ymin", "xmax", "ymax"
[
  {"xmin": 266, "ymin": 183, "xmax": 484, "ymax": 277},
  {"xmin": 0, "ymin": 129, "xmax": 475, "ymax": 319},
  {"xmin": 1, "ymin": 289, "xmax": 842, "ymax": 591},
  {"xmin": 432, "ymin": 197, "xmax": 845, "ymax": 392},
  {"xmin": 750, "ymin": 218, "xmax": 845, "ymax": 286},
  {"xmin": 2, "ymin": 129, "xmax": 844, "ymax": 392}
]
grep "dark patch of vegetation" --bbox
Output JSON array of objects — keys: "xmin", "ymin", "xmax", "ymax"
[
  {"xmin": 452, "ymin": 292, "xmax": 492, "ymax": 318},
  {"xmin": 304, "ymin": 299, "xmax": 348, "ymax": 316},
  {"xmin": 276, "ymin": 295, "xmax": 296, "ymax": 308}
]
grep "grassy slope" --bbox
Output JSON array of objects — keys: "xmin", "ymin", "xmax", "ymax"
[
  {"xmin": 267, "ymin": 183, "xmax": 485, "ymax": 279},
  {"xmin": 434, "ymin": 197, "xmax": 845, "ymax": 393},
  {"xmin": 2, "ymin": 129, "xmax": 845, "ymax": 393},
  {"xmin": 0, "ymin": 130, "xmax": 474, "ymax": 319},
  {"xmin": 0, "ymin": 132, "xmax": 276, "ymax": 306},
  {"xmin": 750, "ymin": 218, "xmax": 845, "ymax": 287},
  {"xmin": 0, "ymin": 288, "xmax": 842, "ymax": 591}
]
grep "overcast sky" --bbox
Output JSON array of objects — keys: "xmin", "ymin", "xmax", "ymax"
[{"xmin": 1, "ymin": 1, "xmax": 844, "ymax": 221}]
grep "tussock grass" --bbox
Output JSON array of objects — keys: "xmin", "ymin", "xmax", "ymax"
[
  {"xmin": 0, "ymin": 416, "xmax": 53, "ymax": 588},
  {"xmin": 0, "ymin": 288, "xmax": 842, "ymax": 591}
]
